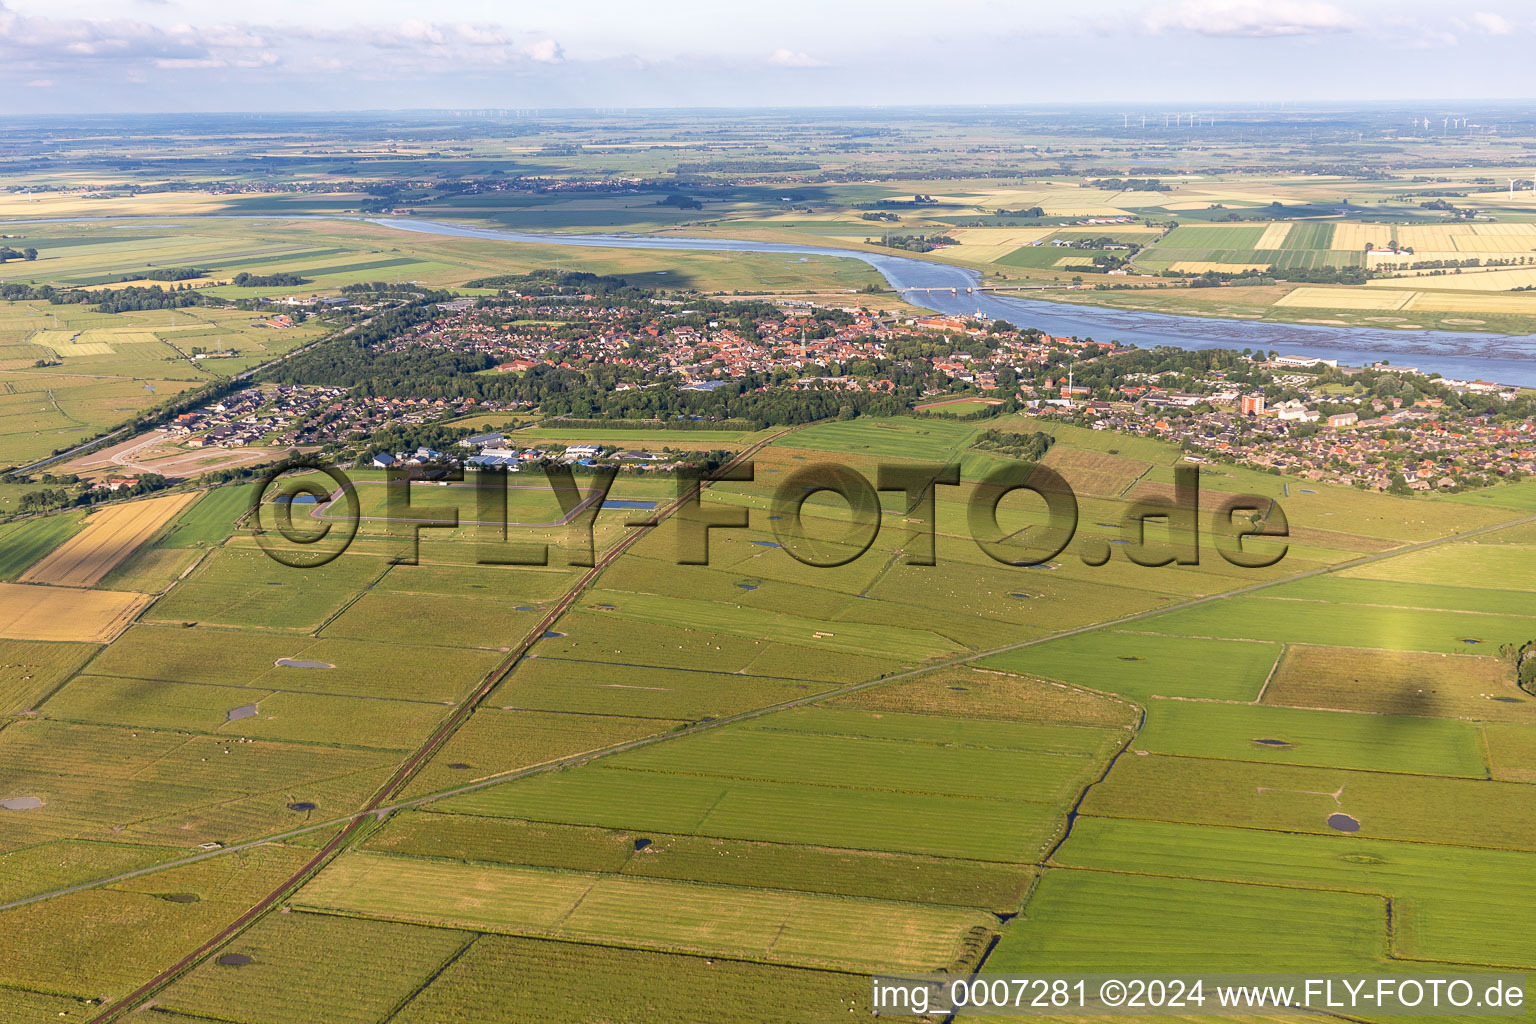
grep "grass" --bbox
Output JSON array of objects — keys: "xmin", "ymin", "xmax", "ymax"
[
  {"xmin": 388, "ymin": 934, "xmax": 918, "ymax": 1024},
  {"xmin": 492, "ymin": 657, "xmax": 843, "ymax": 720},
  {"xmin": 0, "ymin": 639, "xmax": 97, "ymax": 716},
  {"xmin": 144, "ymin": 544, "xmax": 387, "ymax": 631},
  {"xmin": 426, "ymin": 701, "xmax": 1117, "ymax": 863},
  {"xmin": 1264, "ymin": 643, "xmax": 1533, "ymax": 722},
  {"xmin": 42, "ymin": 675, "xmax": 456, "ymax": 751},
  {"xmin": 155, "ymin": 484, "xmax": 259, "ymax": 547},
  {"xmin": 1135, "ymin": 698, "xmax": 1488, "ymax": 777},
  {"xmin": 1084, "ymin": 753, "xmax": 1536, "ymax": 851},
  {"xmin": 1337, "ymin": 539, "xmax": 1536, "ymax": 592},
  {"xmin": 319, "ymin": 589, "xmax": 548, "ymax": 649},
  {"xmin": 397, "ymin": 708, "xmax": 682, "ymax": 799},
  {"xmin": 431, "ymin": 764, "xmax": 1061, "ymax": 862},
  {"xmin": 19, "ymin": 491, "xmax": 198, "ymax": 588},
  {"xmin": 785, "ymin": 417, "xmax": 978, "ymax": 461},
  {"xmin": 85, "ymin": 624, "xmax": 504, "ymax": 702},
  {"xmin": 1137, "ymin": 596, "xmax": 1536, "ymax": 654},
  {"xmin": 296, "ymin": 852, "xmax": 994, "ymax": 972},
  {"xmin": 580, "ymin": 589, "xmax": 961, "ymax": 662},
  {"xmin": 0, "ymin": 844, "xmax": 314, "ymax": 1003},
  {"xmin": 982, "ymin": 631, "xmax": 1280, "ymax": 703},
  {"xmin": 156, "ymin": 912, "xmax": 474, "ymax": 1024},
  {"xmin": 0, "ymin": 511, "xmax": 86, "ymax": 580},
  {"xmin": 0, "ymin": 839, "xmax": 179, "ymax": 905},
  {"xmin": 609, "ymin": 717, "xmax": 1111, "ymax": 802},
  {"xmin": 366, "ymin": 812, "xmax": 1030, "ymax": 911},
  {"xmin": 1059, "ymin": 817, "xmax": 1536, "ymax": 968},
  {"xmin": 825, "ymin": 666, "xmax": 1138, "ymax": 728},
  {"xmin": 986, "ymin": 869, "xmax": 1385, "ymax": 974}
]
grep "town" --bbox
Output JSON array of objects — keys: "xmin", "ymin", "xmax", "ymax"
[{"xmin": 137, "ymin": 280, "xmax": 1536, "ymax": 495}]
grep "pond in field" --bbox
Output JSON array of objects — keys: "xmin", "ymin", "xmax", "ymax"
[
  {"xmin": 1253, "ymin": 738, "xmax": 1293, "ymax": 748},
  {"xmin": 227, "ymin": 704, "xmax": 259, "ymax": 722},
  {"xmin": 1328, "ymin": 813, "xmax": 1362, "ymax": 833},
  {"xmin": 601, "ymin": 499, "xmax": 658, "ymax": 510},
  {"xmin": 274, "ymin": 658, "xmax": 334, "ymax": 669},
  {"xmin": 0, "ymin": 796, "xmax": 43, "ymax": 810},
  {"xmin": 217, "ymin": 954, "xmax": 254, "ymax": 967}
]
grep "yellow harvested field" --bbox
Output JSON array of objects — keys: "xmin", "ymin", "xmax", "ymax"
[
  {"xmin": 1273, "ymin": 287, "xmax": 1413, "ymax": 311},
  {"xmin": 1405, "ymin": 291, "xmax": 1536, "ymax": 313},
  {"xmin": 1367, "ymin": 250, "xmax": 1461, "ymax": 267},
  {"xmin": 1039, "ymin": 205, "xmax": 1135, "ymax": 218},
  {"xmin": 0, "ymin": 191, "xmax": 236, "ymax": 220},
  {"xmin": 1368, "ymin": 267, "xmax": 1536, "ymax": 292},
  {"xmin": 0, "ymin": 582, "xmax": 149, "ymax": 642},
  {"xmin": 1255, "ymin": 223, "xmax": 1292, "ymax": 249},
  {"xmin": 88, "ymin": 277, "xmax": 220, "ymax": 292},
  {"xmin": 1395, "ymin": 226, "xmax": 1466, "ymax": 252},
  {"xmin": 20, "ymin": 491, "xmax": 198, "ymax": 588},
  {"xmin": 945, "ymin": 228, "xmax": 1056, "ymax": 262},
  {"xmin": 1330, "ymin": 222, "xmax": 1536, "ymax": 261},
  {"xmin": 1054, "ymin": 257, "xmax": 1096, "ymax": 268},
  {"xmin": 1170, "ymin": 262, "xmax": 1271, "ymax": 274},
  {"xmin": 1331, "ymin": 224, "xmax": 1396, "ymax": 252}
]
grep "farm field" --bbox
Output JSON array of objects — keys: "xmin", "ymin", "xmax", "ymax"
[
  {"xmin": 18, "ymin": 490, "xmax": 198, "ymax": 587},
  {"xmin": 0, "ymin": 581, "xmax": 150, "ymax": 642},
  {"xmin": 295, "ymin": 853, "xmax": 993, "ymax": 971},
  {"xmin": 0, "ymin": 297, "xmax": 326, "ymax": 466}
]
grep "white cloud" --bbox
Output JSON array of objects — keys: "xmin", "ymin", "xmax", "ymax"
[
  {"xmin": 1142, "ymin": 0, "xmax": 1360, "ymax": 37},
  {"xmin": 767, "ymin": 48, "xmax": 827, "ymax": 67},
  {"xmin": 0, "ymin": 2, "xmax": 564, "ymax": 77},
  {"xmin": 522, "ymin": 38, "xmax": 565, "ymax": 63},
  {"xmin": 25, "ymin": 78, "xmax": 53, "ymax": 87},
  {"xmin": 1472, "ymin": 11, "xmax": 1515, "ymax": 35}
]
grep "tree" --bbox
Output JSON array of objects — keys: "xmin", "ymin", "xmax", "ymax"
[{"xmin": 22, "ymin": 248, "xmax": 37, "ymax": 261}]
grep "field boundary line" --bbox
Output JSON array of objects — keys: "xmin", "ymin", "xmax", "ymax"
[{"xmin": 1254, "ymin": 642, "xmax": 1288, "ymax": 704}]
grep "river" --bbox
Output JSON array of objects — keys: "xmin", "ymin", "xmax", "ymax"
[{"xmin": 367, "ymin": 216, "xmax": 1536, "ymax": 386}]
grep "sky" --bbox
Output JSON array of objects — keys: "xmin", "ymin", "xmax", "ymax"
[{"xmin": 2, "ymin": 0, "xmax": 1534, "ymax": 114}]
